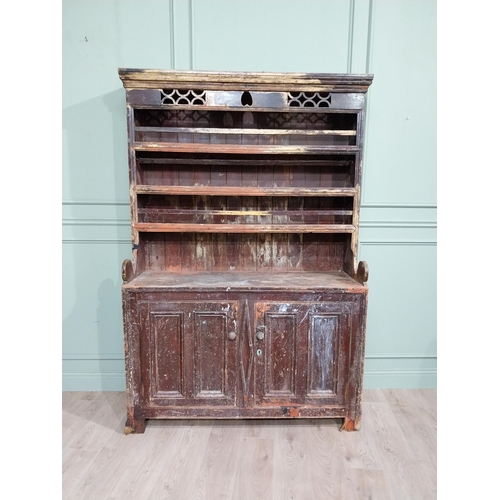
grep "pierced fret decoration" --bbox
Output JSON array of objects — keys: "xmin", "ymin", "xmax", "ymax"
[
  {"xmin": 135, "ymin": 109, "xmax": 210, "ymax": 127},
  {"xmin": 161, "ymin": 89, "xmax": 206, "ymax": 105},
  {"xmin": 287, "ymin": 91, "xmax": 333, "ymax": 108},
  {"xmin": 267, "ymin": 112, "xmax": 329, "ymax": 129}
]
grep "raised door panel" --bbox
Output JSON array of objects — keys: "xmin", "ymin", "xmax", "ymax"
[
  {"xmin": 194, "ymin": 309, "xmax": 234, "ymax": 399},
  {"xmin": 305, "ymin": 303, "xmax": 355, "ymax": 406},
  {"xmin": 307, "ymin": 312, "xmax": 339, "ymax": 397},
  {"xmin": 139, "ymin": 299, "xmax": 239, "ymax": 407},
  {"xmin": 150, "ymin": 310, "xmax": 185, "ymax": 398},
  {"xmin": 254, "ymin": 302, "xmax": 309, "ymax": 406}
]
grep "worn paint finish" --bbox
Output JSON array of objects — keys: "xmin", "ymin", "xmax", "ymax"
[
  {"xmin": 309, "ymin": 314, "xmax": 337, "ymax": 394},
  {"xmin": 118, "ymin": 69, "xmax": 373, "ymax": 93},
  {"xmin": 119, "ymin": 69, "xmax": 372, "ymax": 433}
]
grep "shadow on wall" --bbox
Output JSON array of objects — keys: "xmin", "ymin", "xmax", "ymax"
[{"xmin": 63, "ymin": 88, "xmax": 131, "ymax": 390}]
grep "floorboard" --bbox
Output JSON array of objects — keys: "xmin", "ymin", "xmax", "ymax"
[{"xmin": 62, "ymin": 389, "xmax": 437, "ymax": 499}]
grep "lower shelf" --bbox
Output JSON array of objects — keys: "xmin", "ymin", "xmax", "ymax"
[{"xmin": 133, "ymin": 223, "xmax": 355, "ymax": 233}]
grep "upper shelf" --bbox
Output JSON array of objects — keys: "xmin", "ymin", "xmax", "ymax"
[
  {"xmin": 133, "ymin": 222, "xmax": 356, "ymax": 234},
  {"xmin": 133, "ymin": 108, "xmax": 358, "ymax": 147},
  {"xmin": 133, "ymin": 151, "xmax": 358, "ymax": 192},
  {"xmin": 132, "ymin": 143, "xmax": 360, "ymax": 155},
  {"xmin": 134, "ymin": 185, "xmax": 357, "ymax": 197},
  {"xmin": 135, "ymin": 126, "xmax": 356, "ymax": 136}
]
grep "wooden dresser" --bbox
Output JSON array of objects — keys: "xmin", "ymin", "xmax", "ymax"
[{"xmin": 118, "ymin": 69, "xmax": 373, "ymax": 433}]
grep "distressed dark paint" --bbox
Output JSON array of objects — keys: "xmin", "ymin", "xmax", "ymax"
[{"xmin": 119, "ymin": 70, "xmax": 372, "ymax": 433}]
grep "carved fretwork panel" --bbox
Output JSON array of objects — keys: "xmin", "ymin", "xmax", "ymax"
[
  {"xmin": 161, "ymin": 89, "xmax": 206, "ymax": 105},
  {"xmin": 287, "ymin": 91, "xmax": 334, "ymax": 108}
]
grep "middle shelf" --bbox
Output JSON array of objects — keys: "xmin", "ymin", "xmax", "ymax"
[
  {"xmin": 131, "ymin": 151, "xmax": 359, "ymax": 235},
  {"xmin": 133, "ymin": 223, "xmax": 356, "ymax": 233},
  {"xmin": 134, "ymin": 194, "xmax": 355, "ymax": 233},
  {"xmin": 133, "ymin": 151, "xmax": 358, "ymax": 191},
  {"xmin": 135, "ymin": 185, "xmax": 357, "ymax": 197}
]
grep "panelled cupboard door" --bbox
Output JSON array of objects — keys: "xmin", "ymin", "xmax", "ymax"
[
  {"xmin": 254, "ymin": 301, "xmax": 357, "ymax": 407},
  {"xmin": 138, "ymin": 300, "xmax": 239, "ymax": 407}
]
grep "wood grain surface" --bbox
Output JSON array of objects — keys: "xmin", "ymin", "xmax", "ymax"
[{"xmin": 62, "ymin": 389, "xmax": 436, "ymax": 499}]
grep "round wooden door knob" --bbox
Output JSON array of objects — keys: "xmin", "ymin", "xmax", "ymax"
[{"xmin": 228, "ymin": 331, "xmax": 237, "ymax": 340}]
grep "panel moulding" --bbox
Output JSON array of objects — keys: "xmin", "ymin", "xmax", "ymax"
[{"xmin": 62, "ymin": 353, "xmax": 437, "ymax": 361}]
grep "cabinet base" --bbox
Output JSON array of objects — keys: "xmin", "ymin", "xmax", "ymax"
[
  {"xmin": 123, "ymin": 410, "xmax": 362, "ymax": 434},
  {"xmin": 124, "ymin": 415, "xmax": 146, "ymax": 434},
  {"xmin": 340, "ymin": 415, "xmax": 361, "ymax": 431}
]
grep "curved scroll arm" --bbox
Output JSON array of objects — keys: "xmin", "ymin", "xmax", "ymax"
[
  {"xmin": 354, "ymin": 260, "xmax": 369, "ymax": 285},
  {"xmin": 121, "ymin": 259, "xmax": 135, "ymax": 283}
]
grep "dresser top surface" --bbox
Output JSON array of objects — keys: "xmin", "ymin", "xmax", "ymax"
[
  {"xmin": 118, "ymin": 68, "xmax": 373, "ymax": 92},
  {"xmin": 123, "ymin": 270, "xmax": 366, "ymax": 293}
]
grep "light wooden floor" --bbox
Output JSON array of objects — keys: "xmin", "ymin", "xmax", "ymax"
[{"xmin": 62, "ymin": 389, "xmax": 436, "ymax": 499}]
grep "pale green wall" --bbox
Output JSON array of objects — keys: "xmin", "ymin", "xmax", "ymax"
[{"xmin": 62, "ymin": 0, "xmax": 436, "ymax": 390}]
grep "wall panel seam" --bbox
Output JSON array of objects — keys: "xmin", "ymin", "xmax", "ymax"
[
  {"xmin": 360, "ymin": 241, "xmax": 436, "ymax": 246},
  {"xmin": 62, "ymin": 202, "xmax": 437, "ymax": 209},
  {"xmin": 347, "ymin": 0, "xmax": 355, "ymax": 72},
  {"xmin": 62, "ymin": 239, "xmax": 131, "ymax": 244},
  {"xmin": 62, "ymin": 219, "xmax": 129, "ymax": 226},
  {"xmin": 62, "ymin": 239, "xmax": 437, "ymax": 245},
  {"xmin": 169, "ymin": 0, "xmax": 176, "ymax": 69},
  {"xmin": 62, "ymin": 219, "xmax": 436, "ymax": 229},
  {"xmin": 364, "ymin": 368, "xmax": 436, "ymax": 375},
  {"xmin": 189, "ymin": 0, "xmax": 195, "ymax": 70},
  {"xmin": 362, "ymin": 203, "xmax": 437, "ymax": 209},
  {"xmin": 366, "ymin": 0, "xmax": 375, "ymax": 74},
  {"xmin": 62, "ymin": 201, "xmax": 130, "ymax": 206},
  {"xmin": 361, "ymin": 0, "xmax": 375, "ymax": 206},
  {"xmin": 360, "ymin": 222, "xmax": 436, "ymax": 228},
  {"xmin": 61, "ymin": 369, "xmax": 437, "ymax": 378},
  {"xmin": 62, "ymin": 353, "xmax": 436, "ymax": 361}
]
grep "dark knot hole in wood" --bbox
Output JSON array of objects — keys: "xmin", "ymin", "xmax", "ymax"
[{"xmin": 241, "ymin": 91, "xmax": 253, "ymax": 106}]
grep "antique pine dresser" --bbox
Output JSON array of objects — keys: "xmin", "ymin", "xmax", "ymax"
[{"xmin": 118, "ymin": 69, "xmax": 373, "ymax": 433}]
